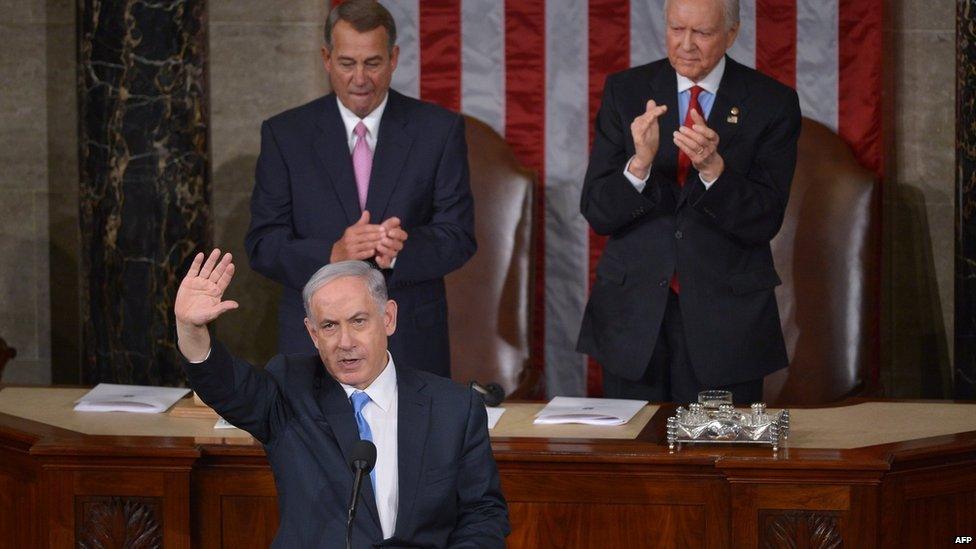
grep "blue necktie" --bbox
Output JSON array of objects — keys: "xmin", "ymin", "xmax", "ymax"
[{"xmin": 350, "ymin": 391, "xmax": 376, "ymax": 487}]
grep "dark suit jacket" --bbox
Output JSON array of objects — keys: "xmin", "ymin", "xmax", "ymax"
[
  {"xmin": 577, "ymin": 57, "xmax": 801, "ymax": 387},
  {"xmin": 245, "ymin": 90, "xmax": 477, "ymax": 377},
  {"xmin": 184, "ymin": 341, "xmax": 509, "ymax": 548}
]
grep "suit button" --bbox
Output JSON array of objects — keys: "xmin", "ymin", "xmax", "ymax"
[
  {"xmin": 659, "ymin": 279, "xmax": 668, "ymax": 287},
  {"xmin": 674, "ymin": 230, "xmax": 683, "ymax": 239}
]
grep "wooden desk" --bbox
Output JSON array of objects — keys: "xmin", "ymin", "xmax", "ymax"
[{"xmin": 1, "ymin": 388, "xmax": 974, "ymax": 548}]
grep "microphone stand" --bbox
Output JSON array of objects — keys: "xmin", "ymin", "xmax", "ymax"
[
  {"xmin": 345, "ymin": 440, "xmax": 374, "ymax": 549},
  {"xmin": 346, "ymin": 465, "xmax": 366, "ymax": 549}
]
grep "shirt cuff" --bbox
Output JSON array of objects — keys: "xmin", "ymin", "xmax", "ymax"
[
  {"xmin": 389, "ymin": 256, "xmax": 397, "ymax": 269},
  {"xmin": 699, "ymin": 172, "xmax": 718, "ymax": 189},
  {"xmin": 623, "ymin": 156, "xmax": 651, "ymax": 193},
  {"xmin": 187, "ymin": 347, "xmax": 212, "ymax": 364}
]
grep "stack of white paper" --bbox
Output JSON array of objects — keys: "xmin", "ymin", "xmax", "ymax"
[
  {"xmin": 533, "ymin": 396, "xmax": 647, "ymax": 426},
  {"xmin": 73, "ymin": 383, "xmax": 190, "ymax": 414}
]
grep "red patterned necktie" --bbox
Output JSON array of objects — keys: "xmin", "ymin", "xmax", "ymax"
[{"xmin": 671, "ymin": 85, "xmax": 703, "ymax": 294}]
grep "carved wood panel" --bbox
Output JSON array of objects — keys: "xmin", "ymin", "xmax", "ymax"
[
  {"xmin": 76, "ymin": 496, "xmax": 162, "ymax": 549},
  {"xmin": 759, "ymin": 510, "xmax": 843, "ymax": 549}
]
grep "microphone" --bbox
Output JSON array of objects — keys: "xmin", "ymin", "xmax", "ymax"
[
  {"xmin": 469, "ymin": 381, "xmax": 505, "ymax": 407},
  {"xmin": 346, "ymin": 440, "xmax": 376, "ymax": 549}
]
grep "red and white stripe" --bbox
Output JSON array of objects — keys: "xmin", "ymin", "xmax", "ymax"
[{"xmin": 360, "ymin": 0, "xmax": 882, "ymax": 397}]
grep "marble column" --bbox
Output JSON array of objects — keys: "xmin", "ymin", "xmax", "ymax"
[
  {"xmin": 78, "ymin": 0, "xmax": 211, "ymax": 385},
  {"xmin": 957, "ymin": 1, "xmax": 976, "ymax": 399}
]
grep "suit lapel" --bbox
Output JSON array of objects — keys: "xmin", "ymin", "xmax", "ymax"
[
  {"xmin": 648, "ymin": 63, "xmax": 682, "ymax": 202},
  {"xmin": 313, "ymin": 95, "xmax": 361, "ymax": 225},
  {"xmin": 392, "ymin": 368, "xmax": 430, "ymax": 537},
  {"xmin": 365, "ymin": 90, "xmax": 414, "ymax": 220},
  {"xmin": 708, "ymin": 56, "xmax": 747, "ymax": 160},
  {"xmin": 315, "ymin": 370, "xmax": 382, "ymax": 531}
]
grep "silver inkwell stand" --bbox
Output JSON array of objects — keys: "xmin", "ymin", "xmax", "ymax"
[{"xmin": 666, "ymin": 390, "xmax": 790, "ymax": 452}]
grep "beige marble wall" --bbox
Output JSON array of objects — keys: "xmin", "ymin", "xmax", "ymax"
[
  {"xmin": 0, "ymin": 0, "xmax": 331, "ymax": 381},
  {"xmin": 0, "ymin": 0, "xmax": 75, "ymax": 384},
  {"xmin": 208, "ymin": 1, "xmax": 331, "ymax": 365},
  {"xmin": 882, "ymin": 0, "xmax": 956, "ymax": 397}
]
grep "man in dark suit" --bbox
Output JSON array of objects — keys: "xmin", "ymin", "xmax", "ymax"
[
  {"xmin": 245, "ymin": 0, "xmax": 475, "ymax": 377},
  {"xmin": 175, "ymin": 250, "xmax": 508, "ymax": 548},
  {"xmin": 577, "ymin": 0, "xmax": 801, "ymax": 404}
]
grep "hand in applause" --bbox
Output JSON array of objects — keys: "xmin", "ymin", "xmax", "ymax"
[
  {"xmin": 330, "ymin": 210, "xmax": 386, "ymax": 263},
  {"xmin": 628, "ymin": 100, "xmax": 669, "ymax": 179},
  {"xmin": 375, "ymin": 216, "xmax": 408, "ymax": 269},
  {"xmin": 673, "ymin": 108, "xmax": 724, "ymax": 182}
]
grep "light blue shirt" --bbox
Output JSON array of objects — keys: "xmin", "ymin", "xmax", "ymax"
[{"xmin": 678, "ymin": 86, "xmax": 716, "ymax": 124}]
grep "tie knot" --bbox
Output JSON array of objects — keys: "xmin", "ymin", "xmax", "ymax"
[
  {"xmin": 354, "ymin": 121, "xmax": 368, "ymax": 139},
  {"xmin": 689, "ymin": 85, "xmax": 703, "ymax": 101},
  {"xmin": 350, "ymin": 390, "xmax": 371, "ymax": 414}
]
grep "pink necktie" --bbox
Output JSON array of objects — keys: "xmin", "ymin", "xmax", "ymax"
[{"xmin": 352, "ymin": 121, "xmax": 372, "ymax": 210}]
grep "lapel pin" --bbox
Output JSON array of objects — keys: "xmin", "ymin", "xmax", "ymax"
[{"xmin": 727, "ymin": 106, "xmax": 739, "ymax": 124}]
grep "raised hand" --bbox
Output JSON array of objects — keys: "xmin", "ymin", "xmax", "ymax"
[
  {"xmin": 629, "ymin": 100, "xmax": 669, "ymax": 179},
  {"xmin": 330, "ymin": 210, "xmax": 386, "ymax": 263},
  {"xmin": 175, "ymin": 250, "xmax": 239, "ymax": 328},
  {"xmin": 673, "ymin": 108, "xmax": 724, "ymax": 182},
  {"xmin": 375, "ymin": 216, "xmax": 408, "ymax": 269}
]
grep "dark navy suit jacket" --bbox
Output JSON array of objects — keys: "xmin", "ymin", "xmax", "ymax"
[
  {"xmin": 245, "ymin": 90, "xmax": 476, "ymax": 377},
  {"xmin": 184, "ymin": 341, "xmax": 509, "ymax": 548},
  {"xmin": 577, "ymin": 57, "xmax": 801, "ymax": 387}
]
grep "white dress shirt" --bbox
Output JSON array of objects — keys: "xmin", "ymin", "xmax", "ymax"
[
  {"xmin": 340, "ymin": 353, "xmax": 399, "ymax": 539},
  {"xmin": 625, "ymin": 56, "xmax": 727, "ymax": 192},
  {"xmin": 336, "ymin": 94, "xmax": 388, "ymax": 153}
]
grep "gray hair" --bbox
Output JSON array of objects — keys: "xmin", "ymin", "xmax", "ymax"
[
  {"xmin": 665, "ymin": 0, "xmax": 740, "ymax": 31},
  {"xmin": 302, "ymin": 261, "xmax": 388, "ymax": 321},
  {"xmin": 324, "ymin": 0, "xmax": 397, "ymax": 54}
]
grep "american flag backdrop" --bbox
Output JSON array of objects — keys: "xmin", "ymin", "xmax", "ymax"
[{"xmin": 334, "ymin": 0, "xmax": 883, "ymax": 397}]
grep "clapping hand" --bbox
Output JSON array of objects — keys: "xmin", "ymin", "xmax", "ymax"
[
  {"xmin": 629, "ymin": 100, "xmax": 669, "ymax": 179},
  {"xmin": 330, "ymin": 210, "xmax": 386, "ymax": 263},
  {"xmin": 673, "ymin": 108, "xmax": 724, "ymax": 182},
  {"xmin": 331, "ymin": 210, "xmax": 408, "ymax": 269},
  {"xmin": 375, "ymin": 216, "xmax": 408, "ymax": 269}
]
